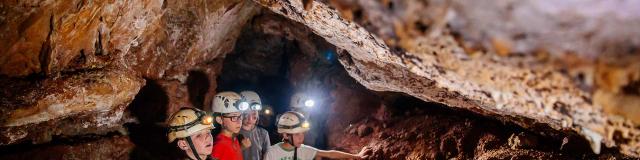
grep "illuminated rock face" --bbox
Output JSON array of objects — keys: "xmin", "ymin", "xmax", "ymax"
[
  {"xmin": 0, "ymin": 69, "xmax": 143, "ymax": 145},
  {"xmin": 0, "ymin": 0, "xmax": 257, "ymax": 153},
  {"xmin": 1, "ymin": 0, "xmax": 639, "ymax": 158},
  {"xmin": 252, "ymin": 0, "xmax": 640, "ymax": 157}
]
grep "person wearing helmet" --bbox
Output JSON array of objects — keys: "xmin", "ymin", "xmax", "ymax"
[
  {"xmin": 289, "ymin": 92, "xmax": 326, "ymax": 148},
  {"xmin": 264, "ymin": 111, "xmax": 370, "ymax": 160},
  {"xmin": 167, "ymin": 107, "xmax": 215, "ymax": 160},
  {"xmin": 238, "ymin": 91, "xmax": 271, "ymax": 160},
  {"xmin": 211, "ymin": 91, "xmax": 249, "ymax": 160}
]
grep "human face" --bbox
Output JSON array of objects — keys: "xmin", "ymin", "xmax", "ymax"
[
  {"xmin": 221, "ymin": 112, "xmax": 243, "ymax": 134},
  {"xmin": 242, "ymin": 111, "xmax": 259, "ymax": 129},
  {"xmin": 283, "ymin": 132, "xmax": 305, "ymax": 147},
  {"xmin": 178, "ymin": 129, "xmax": 213, "ymax": 158}
]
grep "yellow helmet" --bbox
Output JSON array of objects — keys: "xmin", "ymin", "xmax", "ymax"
[
  {"xmin": 276, "ymin": 111, "xmax": 311, "ymax": 134},
  {"xmin": 167, "ymin": 107, "xmax": 214, "ymax": 143}
]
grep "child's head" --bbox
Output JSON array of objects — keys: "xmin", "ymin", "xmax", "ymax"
[
  {"xmin": 281, "ymin": 132, "xmax": 305, "ymax": 147},
  {"xmin": 240, "ymin": 91, "xmax": 262, "ymax": 129},
  {"xmin": 212, "ymin": 91, "xmax": 248, "ymax": 134},
  {"xmin": 243, "ymin": 110, "xmax": 260, "ymax": 128},
  {"xmin": 276, "ymin": 111, "xmax": 311, "ymax": 147},
  {"xmin": 167, "ymin": 107, "xmax": 215, "ymax": 158}
]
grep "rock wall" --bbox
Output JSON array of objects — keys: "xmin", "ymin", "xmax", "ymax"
[
  {"xmin": 232, "ymin": 9, "xmax": 632, "ymax": 159},
  {"xmin": 252, "ymin": 0, "xmax": 640, "ymax": 157},
  {"xmin": 0, "ymin": 0, "xmax": 258, "ymax": 156}
]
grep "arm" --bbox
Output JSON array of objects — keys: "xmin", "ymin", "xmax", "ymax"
[
  {"xmin": 264, "ymin": 147, "xmax": 274, "ymax": 160},
  {"xmin": 314, "ymin": 147, "xmax": 370, "ymax": 159},
  {"xmin": 262, "ymin": 129, "xmax": 271, "ymax": 155},
  {"xmin": 315, "ymin": 150, "xmax": 362, "ymax": 159},
  {"xmin": 261, "ymin": 129, "xmax": 271, "ymax": 159}
]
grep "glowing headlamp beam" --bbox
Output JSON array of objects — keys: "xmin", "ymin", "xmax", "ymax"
[
  {"xmin": 304, "ymin": 99, "xmax": 315, "ymax": 107},
  {"xmin": 238, "ymin": 102, "xmax": 250, "ymax": 111}
]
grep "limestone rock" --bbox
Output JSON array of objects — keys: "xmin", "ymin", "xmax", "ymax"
[
  {"xmin": 0, "ymin": 69, "xmax": 143, "ymax": 145},
  {"xmin": 252, "ymin": 0, "xmax": 640, "ymax": 156},
  {"xmin": 508, "ymin": 132, "xmax": 539, "ymax": 150},
  {"xmin": 0, "ymin": 135, "xmax": 134, "ymax": 159},
  {"xmin": 0, "ymin": 0, "xmax": 164, "ymax": 77},
  {"xmin": 0, "ymin": 0, "xmax": 257, "ymax": 146}
]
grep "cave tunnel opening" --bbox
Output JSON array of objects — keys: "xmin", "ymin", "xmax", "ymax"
[
  {"xmin": 126, "ymin": 79, "xmax": 184, "ymax": 160},
  {"xmin": 214, "ymin": 15, "xmax": 340, "ymax": 149}
]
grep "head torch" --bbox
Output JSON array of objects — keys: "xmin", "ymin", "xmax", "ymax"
[
  {"xmin": 304, "ymin": 99, "xmax": 315, "ymax": 108},
  {"xmin": 250, "ymin": 102, "xmax": 262, "ymax": 110},
  {"xmin": 238, "ymin": 100, "xmax": 261, "ymax": 111},
  {"xmin": 238, "ymin": 101, "xmax": 250, "ymax": 111}
]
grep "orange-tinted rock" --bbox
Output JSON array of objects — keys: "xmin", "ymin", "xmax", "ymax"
[
  {"xmin": 0, "ymin": 0, "xmax": 256, "ymax": 147},
  {"xmin": 0, "ymin": 69, "xmax": 143, "ymax": 145},
  {"xmin": 0, "ymin": 135, "xmax": 134, "ymax": 160},
  {"xmin": 125, "ymin": 0, "xmax": 258, "ymax": 80},
  {"xmin": 0, "ymin": 0, "xmax": 163, "ymax": 77},
  {"xmin": 252, "ymin": 0, "xmax": 640, "ymax": 156}
]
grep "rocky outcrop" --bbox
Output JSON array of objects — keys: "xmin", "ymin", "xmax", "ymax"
[
  {"xmin": 0, "ymin": 0, "xmax": 163, "ymax": 77},
  {"xmin": 0, "ymin": 69, "xmax": 142, "ymax": 145},
  {"xmin": 0, "ymin": 135, "xmax": 134, "ymax": 159},
  {"xmin": 0, "ymin": 0, "xmax": 257, "ymax": 147},
  {"xmin": 330, "ymin": 95, "xmax": 630, "ymax": 159},
  {"xmin": 252, "ymin": 0, "xmax": 640, "ymax": 157}
]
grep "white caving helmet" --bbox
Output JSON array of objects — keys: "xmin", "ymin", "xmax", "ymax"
[
  {"xmin": 240, "ymin": 91, "xmax": 262, "ymax": 111},
  {"xmin": 211, "ymin": 91, "xmax": 249, "ymax": 115},
  {"xmin": 276, "ymin": 111, "xmax": 311, "ymax": 134}
]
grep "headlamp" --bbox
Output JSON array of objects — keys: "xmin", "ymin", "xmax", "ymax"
[
  {"xmin": 301, "ymin": 121, "xmax": 310, "ymax": 128},
  {"xmin": 264, "ymin": 108, "xmax": 271, "ymax": 115},
  {"xmin": 304, "ymin": 99, "xmax": 315, "ymax": 108},
  {"xmin": 251, "ymin": 103, "xmax": 262, "ymax": 110},
  {"xmin": 201, "ymin": 115, "xmax": 214, "ymax": 125},
  {"xmin": 238, "ymin": 101, "xmax": 250, "ymax": 111}
]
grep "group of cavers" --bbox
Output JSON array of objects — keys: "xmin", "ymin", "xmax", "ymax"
[{"xmin": 167, "ymin": 91, "xmax": 371, "ymax": 160}]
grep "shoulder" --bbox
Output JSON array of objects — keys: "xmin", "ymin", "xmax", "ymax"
[
  {"xmin": 300, "ymin": 144, "xmax": 319, "ymax": 159},
  {"xmin": 301, "ymin": 144, "xmax": 318, "ymax": 151},
  {"xmin": 257, "ymin": 127, "xmax": 269, "ymax": 133},
  {"xmin": 268, "ymin": 142, "xmax": 282, "ymax": 149},
  {"xmin": 239, "ymin": 129, "xmax": 249, "ymax": 135},
  {"xmin": 212, "ymin": 140, "xmax": 231, "ymax": 152},
  {"xmin": 265, "ymin": 143, "xmax": 281, "ymax": 156},
  {"xmin": 300, "ymin": 144, "xmax": 319, "ymax": 154}
]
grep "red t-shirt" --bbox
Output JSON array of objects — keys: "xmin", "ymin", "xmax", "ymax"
[{"xmin": 211, "ymin": 133, "xmax": 243, "ymax": 160}]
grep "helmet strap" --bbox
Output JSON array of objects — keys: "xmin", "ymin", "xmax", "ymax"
[
  {"xmin": 294, "ymin": 146, "xmax": 298, "ymax": 160},
  {"xmin": 186, "ymin": 137, "xmax": 202, "ymax": 160},
  {"xmin": 288, "ymin": 134, "xmax": 298, "ymax": 160}
]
